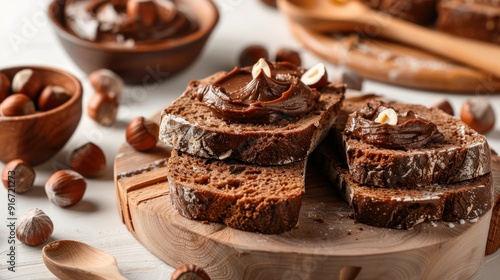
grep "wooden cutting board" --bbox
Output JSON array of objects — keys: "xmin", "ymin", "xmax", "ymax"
[
  {"xmin": 289, "ymin": 22, "xmax": 500, "ymax": 93},
  {"xmin": 114, "ymin": 127, "xmax": 499, "ymax": 279}
]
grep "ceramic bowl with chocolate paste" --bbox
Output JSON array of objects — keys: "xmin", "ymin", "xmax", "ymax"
[{"xmin": 49, "ymin": 0, "xmax": 219, "ymax": 84}]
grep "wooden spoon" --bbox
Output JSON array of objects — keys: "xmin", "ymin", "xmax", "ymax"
[
  {"xmin": 42, "ymin": 240, "xmax": 127, "ymax": 280},
  {"xmin": 277, "ymin": 0, "xmax": 500, "ymax": 78}
]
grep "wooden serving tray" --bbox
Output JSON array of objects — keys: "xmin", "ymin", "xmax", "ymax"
[
  {"xmin": 114, "ymin": 124, "xmax": 499, "ymax": 279},
  {"xmin": 289, "ymin": 22, "xmax": 500, "ymax": 93}
]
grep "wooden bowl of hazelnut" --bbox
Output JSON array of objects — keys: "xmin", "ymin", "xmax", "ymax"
[
  {"xmin": 0, "ymin": 66, "xmax": 83, "ymax": 166},
  {"xmin": 48, "ymin": 0, "xmax": 219, "ymax": 84}
]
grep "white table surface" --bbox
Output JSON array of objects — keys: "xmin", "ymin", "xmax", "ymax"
[{"xmin": 1, "ymin": 0, "xmax": 499, "ymax": 279}]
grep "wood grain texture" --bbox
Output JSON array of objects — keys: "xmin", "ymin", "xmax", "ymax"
[
  {"xmin": 114, "ymin": 138, "xmax": 500, "ymax": 279},
  {"xmin": 288, "ymin": 22, "xmax": 500, "ymax": 93}
]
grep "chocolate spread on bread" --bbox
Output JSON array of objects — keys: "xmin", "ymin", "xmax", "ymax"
[
  {"xmin": 197, "ymin": 62, "xmax": 320, "ymax": 123},
  {"xmin": 344, "ymin": 101, "xmax": 444, "ymax": 149},
  {"xmin": 64, "ymin": 0, "xmax": 198, "ymax": 45}
]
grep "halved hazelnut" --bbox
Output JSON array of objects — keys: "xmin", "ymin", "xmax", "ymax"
[
  {"xmin": 127, "ymin": 0, "xmax": 158, "ymax": 27},
  {"xmin": 301, "ymin": 63, "xmax": 328, "ymax": 88},
  {"xmin": 0, "ymin": 72, "xmax": 10, "ymax": 103},
  {"xmin": 374, "ymin": 108, "xmax": 398, "ymax": 125},
  {"xmin": 0, "ymin": 93, "xmax": 36, "ymax": 116},
  {"xmin": 87, "ymin": 92, "xmax": 119, "ymax": 126},
  {"xmin": 11, "ymin": 69, "xmax": 43, "ymax": 99},
  {"xmin": 38, "ymin": 85, "xmax": 72, "ymax": 111},
  {"xmin": 70, "ymin": 142, "xmax": 106, "ymax": 178},
  {"xmin": 2, "ymin": 159, "xmax": 36, "ymax": 193},
  {"xmin": 45, "ymin": 170, "xmax": 86, "ymax": 208},
  {"xmin": 251, "ymin": 58, "xmax": 275, "ymax": 78}
]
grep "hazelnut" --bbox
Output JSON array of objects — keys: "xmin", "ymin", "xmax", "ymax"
[
  {"xmin": 11, "ymin": 69, "xmax": 43, "ymax": 99},
  {"xmin": 238, "ymin": 45, "xmax": 269, "ymax": 67},
  {"xmin": 0, "ymin": 72, "xmax": 10, "ymax": 103},
  {"xmin": 126, "ymin": 116, "xmax": 159, "ymax": 151},
  {"xmin": 0, "ymin": 93, "xmax": 36, "ymax": 116},
  {"xmin": 88, "ymin": 69, "xmax": 124, "ymax": 99},
  {"xmin": 38, "ymin": 85, "xmax": 72, "ymax": 111},
  {"xmin": 460, "ymin": 97, "xmax": 495, "ymax": 134},
  {"xmin": 251, "ymin": 58, "xmax": 276, "ymax": 79},
  {"xmin": 433, "ymin": 98, "xmax": 454, "ymax": 116},
  {"xmin": 127, "ymin": 0, "xmax": 158, "ymax": 27},
  {"xmin": 1, "ymin": 159, "xmax": 35, "ymax": 193},
  {"xmin": 301, "ymin": 63, "xmax": 328, "ymax": 88},
  {"xmin": 87, "ymin": 92, "xmax": 119, "ymax": 126},
  {"xmin": 275, "ymin": 48, "xmax": 302, "ymax": 66},
  {"xmin": 171, "ymin": 264, "xmax": 211, "ymax": 280},
  {"xmin": 260, "ymin": 0, "xmax": 277, "ymax": 8},
  {"xmin": 69, "ymin": 142, "xmax": 106, "ymax": 178},
  {"xmin": 374, "ymin": 108, "xmax": 398, "ymax": 125},
  {"xmin": 45, "ymin": 170, "xmax": 87, "ymax": 208},
  {"xmin": 16, "ymin": 208, "xmax": 54, "ymax": 246}
]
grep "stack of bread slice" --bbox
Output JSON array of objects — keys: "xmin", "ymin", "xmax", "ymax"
[
  {"xmin": 315, "ymin": 94, "xmax": 494, "ymax": 229},
  {"xmin": 159, "ymin": 63, "xmax": 345, "ymax": 234}
]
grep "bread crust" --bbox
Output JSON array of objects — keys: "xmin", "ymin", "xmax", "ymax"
[
  {"xmin": 159, "ymin": 72, "xmax": 344, "ymax": 165},
  {"xmin": 167, "ymin": 150, "xmax": 305, "ymax": 234},
  {"xmin": 315, "ymin": 142, "xmax": 493, "ymax": 229},
  {"xmin": 343, "ymin": 103, "xmax": 491, "ymax": 188}
]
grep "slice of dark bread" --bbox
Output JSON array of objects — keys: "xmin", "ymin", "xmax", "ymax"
[
  {"xmin": 343, "ymin": 102, "xmax": 491, "ymax": 188},
  {"xmin": 159, "ymin": 72, "xmax": 344, "ymax": 165},
  {"xmin": 436, "ymin": 0, "xmax": 500, "ymax": 44},
  {"xmin": 167, "ymin": 149, "xmax": 305, "ymax": 234},
  {"xmin": 314, "ymin": 142, "xmax": 493, "ymax": 229}
]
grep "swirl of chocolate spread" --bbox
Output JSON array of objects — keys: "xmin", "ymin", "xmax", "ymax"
[
  {"xmin": 344, "ymin": 101, "xmax": 444, "ymax": 149},
  {"xmin": 64, "ymin": 0, "xmax": 198, "ymax": 46},
  {"xmin": 196, "ymin": 62, "xmax": 321, "ymax": 123}
]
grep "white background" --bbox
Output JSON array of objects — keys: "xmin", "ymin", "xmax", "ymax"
[{"xmin": 1, "ymin": 0, "xmax": 499, "ymax": 279}]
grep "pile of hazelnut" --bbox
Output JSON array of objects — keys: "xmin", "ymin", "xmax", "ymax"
[
  {"xmin": 87, "ymin": 69, "xmax": 123, "ymax": 126},
  {"xmin": 86, "ymin": 69, "xmax": 160, "ymax": 151},
  {"xmin": 2, "ymin": 141, "xmax": 107, "ymax": 246},
  {"xmin": 0, "ymin": 69, "xmax": 72, "ymax": 116}
]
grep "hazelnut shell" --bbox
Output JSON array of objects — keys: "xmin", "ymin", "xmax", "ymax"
[
  {"xmin": 11, "ymin": 69, "xmax": 43, "ymax": 99},
  {"xmin": 460, "ymin": 97, "xmax": 495, "ymax": 134},
  {"xmin": 238, "ymin": 45, "xmax": 269, "ymax": 67},
  {"xmin": 87, "ymin": 92, "xmax": 119, "ymax": 126},
  {"xmin": 70, "ymin": 142, "xmax": 106, "ymax": 178},
  {"xmin": 45, "ymin": 170, "xmax": 87, "ymax": 207},
  {"xmin": 16, "ymin": 208, "xmax": 54, "ymax": 246},
  {"xmin": 38, "ymin": 85, "xmax": 72, "ymax": 111},
  {"xmin": 0, "ymin": 72, "xmax": 10, "ymax": 103},
  {"xmin": 0, "ymin": 93, "xmax": 36, "ymax": 116},
  {"xmin": 2, "ymin": 159, "xmax": 35, "ymax": 193},
  {"xmin": 126, "ymin": 116, "xmax": 159, "ymax": 151}
]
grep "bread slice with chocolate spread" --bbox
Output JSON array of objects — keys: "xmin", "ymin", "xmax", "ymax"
[
  {"xmin": 314, "ymin": 141, "xmax": 493, "ymax": 229},
  {"xmin": 167, "ymin": 149, "xmax": 305, "ymax": 234},
  {"xmin": 343, "ymin": 102, "xmax": 491, "ymax": 188},
  {"xmin": 159, "ymin": 71, "xmax": 345, "ymax": 165}
]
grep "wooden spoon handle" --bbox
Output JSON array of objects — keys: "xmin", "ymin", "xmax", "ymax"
[{"xmin": 365, "ymin": 12, "xmax": 500, "ymax": 78}]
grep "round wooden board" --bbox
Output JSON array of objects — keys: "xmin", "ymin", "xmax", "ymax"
[
  {"xmin": 288, "ymin": 21, "xmax": 500, "ymax": 93},
  {"xmin": 114, "ymin": 121, "xmax": 499, "ymax": 279}
]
